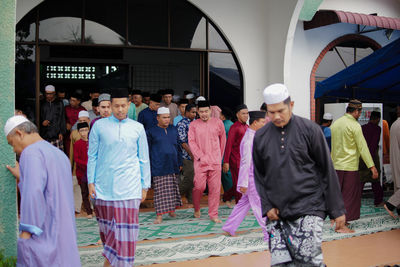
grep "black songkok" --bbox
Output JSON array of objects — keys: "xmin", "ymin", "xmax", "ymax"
[
  {"xmin": 131, "ymin": 89, "xmax": 142, "ymax": 96},
  {"xmin": 162, "ymin": 89, "xmax": 174, "ymax": 95},
  {"xmin": 77, "ymin": 122, "xmax": 89, "ymax": 130},
  {"xmin": 111, "ymin": 88, "xmax": 129, "ymax": 99},
  {"xmin": 249, "ymin": 111, "xmax": 266, "ymax": 120},
  {"xmin": 179, "ymin": 99, "xmax": 189, "ymax": 105},
  {"xmin": 197, "ymin": 100, "xmax": 210, "ymax": 108},
  {"xmin": 150, "ymin": 94, "xmax": 162, "ymax": 103},
  {"xmin": 235, "ymin": 104, "xmax": 248, "ymax": 113}
]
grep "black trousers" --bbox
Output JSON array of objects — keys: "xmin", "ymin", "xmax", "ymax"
[{"xmin": 79, "ymin": 182, "xmax": 93, "ymax": 215}]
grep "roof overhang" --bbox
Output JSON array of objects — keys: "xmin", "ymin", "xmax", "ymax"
[{"xmin": 304, "ymin": 10, "xmax": 400, "ymax": 31}]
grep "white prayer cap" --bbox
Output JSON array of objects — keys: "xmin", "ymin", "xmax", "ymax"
[
  {"xmin": 45, "ymin": 85, "xmax": 55, "ymax": 92},
  {"xmin": 323, "ymin": 113, "xmax": 333, "ymax": 120},
  {"xmin": 186, "ymin": 93, "xmax": 195, "ymax": 100},
  {"xmin": 263, "ymin": 83, "xmax": 290, "ymax": 105},
  {"xmin": 195, "ymin": 96, "xmax": 206, "ymax": 104},
  {"xmin": 157, "ymin": 107, "xmax": 170, "ymax": 115},
  {"xmin": 78, "ymin": 110, "xmax": 90, "ymax": 118},
  {"xmin": 4, "ymin": 115, "xmax": 29, "ymax": 137}
]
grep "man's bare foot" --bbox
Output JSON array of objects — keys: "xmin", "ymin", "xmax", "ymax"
[
  {"xmin": 211, "ymin": 217, "xmax": 222, "ymax": 223},
  {"xmin": 384, "ymin": 204, "xmax": 398, "ymax": 219},
  {"xmin": 226, "ymin": 201, "xmax": 233, "ymax": 209},
  {"xmin": 187, "ymin": 203, "xmax": 193, "ymax": 208},
  {"xmin": 223, "ymin": 230, "xmax": 236, "ymax": 237},
  {"xmin": 154, "ymin": 215, "xmax": 163, "ymax": 224},
  {"xmin": 169, "ymin": 212, "xmax": 176, "ymax": 218},
  {"xmin": 335, "ymin": 225, "xmax": 355, "ymax": 233},
  {"xmin": 194, "ymin": 210, "xmax": 201, "ymax": 218},
  {"xmin": 87, "ymin": 214, "xmax": 93, "ymax": 219}
]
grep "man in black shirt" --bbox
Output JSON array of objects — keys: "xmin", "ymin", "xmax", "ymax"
[
  {"xmin": 40, "ymin": 85, "xmax": 66, "ymax": 150},
  {"xmin": 253, "ymin": 83, "xmax": 346, "ymax": 266}
]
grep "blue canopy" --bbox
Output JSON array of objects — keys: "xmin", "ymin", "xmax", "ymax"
[{"xmin": 315, "ymin": 37, "xmax": 400, "ymax": 102}]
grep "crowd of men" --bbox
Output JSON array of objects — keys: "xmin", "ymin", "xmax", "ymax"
[{"xmin": 4, "ymin": 83, "xmax": 400, "ymax": 266}]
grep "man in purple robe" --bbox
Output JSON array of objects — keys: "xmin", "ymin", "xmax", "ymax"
[
  {"xmin": 4, "ymin": 115, "xmax": 81, "ymax": 267},
  {"xmin": 359, "ymin": 111, "xmax": 384, "ymax": 206},
  {"xmin": 222, "ymin": 111, "xmax": 268, "ymax": 241}
]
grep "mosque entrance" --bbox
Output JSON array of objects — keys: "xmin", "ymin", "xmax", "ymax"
[{"xmin": 16, "ymin": 0, "xmax": 243, "ymax": 125}]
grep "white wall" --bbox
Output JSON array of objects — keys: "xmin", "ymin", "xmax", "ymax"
[
  {"xmin": 285, "ymin": 0, "xmax": 400, "ymax": 119},
  {"xmin": 188, "ymin": 0, "xmax": 299, "ymax": 111}
]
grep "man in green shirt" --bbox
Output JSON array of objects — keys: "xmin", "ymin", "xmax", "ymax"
[{"xmin": 331, "ymin": 99, "xmax": 378, "ymax": 231}]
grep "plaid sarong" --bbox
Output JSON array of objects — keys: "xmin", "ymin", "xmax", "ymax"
[
  {"xmin": 95, "ymin": 199, "xmax": 140, "ymax": 267},
  {"xmin": 49, "ymin": 139, "xmax": 64, "ymax": 151},
  {"xmin": 153, "ymin": 173, "xmax": 183, "ymax": 215}
]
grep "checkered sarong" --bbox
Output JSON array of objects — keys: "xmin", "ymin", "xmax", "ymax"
[
  {"xmin": 95, "ymin": 199, "xmax": 140, "ymax": 267},
  {"xmin": 153, "ymin": 173, "xmax": 183, "ymax": 215}
]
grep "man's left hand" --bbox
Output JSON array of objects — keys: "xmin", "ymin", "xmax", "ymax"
[
  {"xmin": 58, "ymin": 134, "xmax": 63, "ymax": 141},
  {"xmin": 239, "ymin": 187, "xmax": 247, "ymax": 194},
  {"xmin": 141, "ymin": 189, "xmax": 148, "ymax": 203},
  {"xmin": 19, "ymin": 231, "xmax": 31, "ymax": 239}
]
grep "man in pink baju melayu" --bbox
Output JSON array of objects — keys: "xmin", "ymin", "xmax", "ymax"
[{"xmin": 189, "ymin": 100, "xmax": 226, "ymax": 223}]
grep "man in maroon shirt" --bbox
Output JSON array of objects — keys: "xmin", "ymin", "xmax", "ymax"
[
  {"xmin": 223, "ymin": 104, "xmax": 249, "ymax": 204},
  {"xmin": 359, "ymin": 111, "xmax": 384, "ymax": 206},
  {"xmin": 64, "ymin": 92, "xmax": 86, "ymax": 156}
]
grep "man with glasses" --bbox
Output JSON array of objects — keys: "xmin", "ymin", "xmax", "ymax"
[{"xmin": 331, "ymin": 99, "xmax": 378, "ymax": 232}]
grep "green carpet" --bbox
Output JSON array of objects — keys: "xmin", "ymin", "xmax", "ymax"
[
  {"xmin": 76, "ymin": 205, "xmax": 260, "ymax": 247},
  {"xmin": 76, "ymin": 198, "xmax": 394, "ymax": 247}
]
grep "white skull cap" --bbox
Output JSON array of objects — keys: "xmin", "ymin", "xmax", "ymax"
[
  {"xmin": 157, "ymin": 107, "xmax": 170, "ymax": 115},
  {"xmin": 78, "ymin": 110, "xmax": 90, "ymax": 118},
  {"xmin": 45, "ymin": 85, "xmax": 55, "ymax": 92},
  {"xmin": 4, "ymin": 115, "xmax": 29, "ymax": 136},
  {"xmin": 263, "ymin": 83, "xmax": 290, "ymax": 105},
  {"xmin": 323, "ymin": 113, "xmax": 333, "ymax": 120}
]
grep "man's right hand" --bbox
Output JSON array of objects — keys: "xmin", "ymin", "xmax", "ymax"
[
  {"xmin": 222, "ymin": 163, "xmax": 229, "ymax": 173},
  {"xmin": 88, "ymin": 183, "xmax": 96, "ymax": 199},
  {"xmin": 266, "ymin": 208, "xmax": 280, "ymax": 221},
  {"xmin": 370, "ymin": 166, "xmax": 378, "ymax": 179},
  {"xmin": 42, "ymin": 120, "xmax": 50, "ymax": 126},
  {"xmin": 6, "ymin": 162, "xmax": 20, "ymax": 182}
]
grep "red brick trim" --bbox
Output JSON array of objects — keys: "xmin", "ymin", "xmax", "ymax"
[{"xmin": 309, "ymin": 34, "xmax": 381, "ymax": 121}]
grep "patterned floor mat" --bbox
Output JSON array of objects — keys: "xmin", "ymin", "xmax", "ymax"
[{"xmin": 78, "ymin": 198, "xmax": 400, "ymax": 266}]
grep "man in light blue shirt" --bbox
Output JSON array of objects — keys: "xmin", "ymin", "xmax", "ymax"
[{"xmin": 88, "ymin": 88, "xmax": 150, "ymax": 267}]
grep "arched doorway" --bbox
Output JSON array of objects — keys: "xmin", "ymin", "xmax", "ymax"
[
  {"xmin": 16, "ymin": 0, "xmax": 243, "ymax": 125},
  {"xmin": 310, "ymin": 34, "xmax": 381, "ymax": 122}
]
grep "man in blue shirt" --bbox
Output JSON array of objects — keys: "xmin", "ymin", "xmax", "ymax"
[
  {"xmin": 87, "ymin": 88, "xmax": 151, "ymax": 267},
  {"xmin": 173, "ymin": 99, "xmax": 189, "ymax": 126},
  {"xmin": 147, "ymin": 107, "xmax": 183, "ymax": 224},
  {"xmin": 320, "ymin": 112, "xmax": 333, "ymax": 150},
  {"xmin": 177, "ymin": 104, "xmax": 197, "ymax": 205},
  {"xmin": 138, "ymin": 93, "xmax": 161, "ymax": 131}
]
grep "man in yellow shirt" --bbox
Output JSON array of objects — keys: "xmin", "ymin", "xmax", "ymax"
[{"xmin": 331, "ymin": 99, "xmax": 378, "ymax": 230}]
